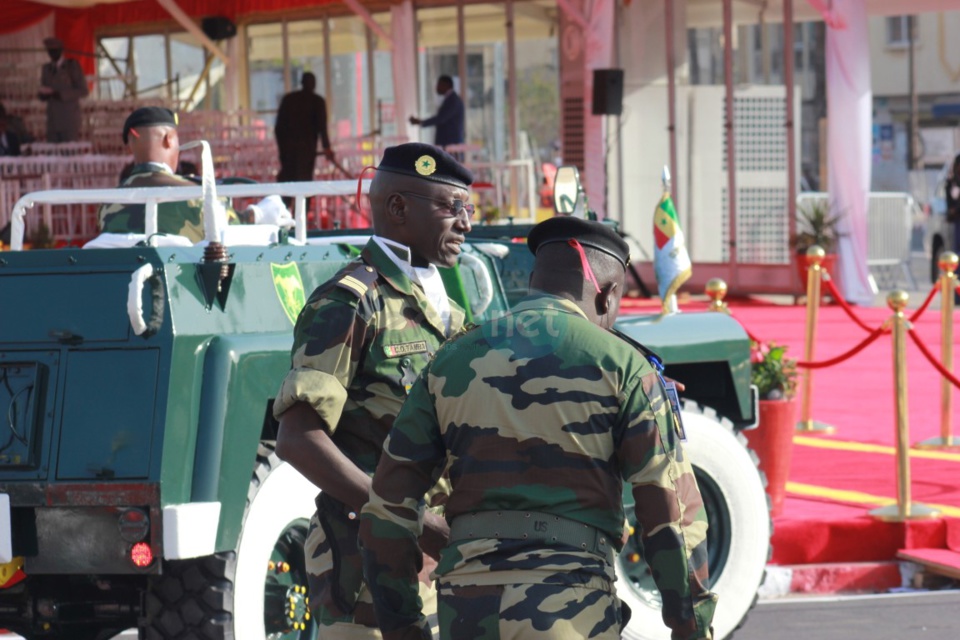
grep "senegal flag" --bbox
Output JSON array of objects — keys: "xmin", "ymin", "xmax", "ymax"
[{"xmin": 653, "ymin": 190, "xmax": 692, "ymax": 313}]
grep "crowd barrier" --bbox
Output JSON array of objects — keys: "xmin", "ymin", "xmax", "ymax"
[
  {"xmin": 797, "ymin": 192, "xmax": 920, "ymax": 290},
  {"xmin": 708, "ymin": 245, "xmax": 960, "ymax": 523}
]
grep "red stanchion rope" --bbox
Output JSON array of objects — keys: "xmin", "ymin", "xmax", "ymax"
[
  {"xmin": 906, "ymin": 328, "xmax": 960, "ymax": 390},
  {"xmin": 822, "ymin": 277, "xmax": 878, "ymax": 333},
  {"xmin": 796, "ymin": 326, "xmax": 888, "ymax": 369},
  {"xmin": 905, "ymin": 283, "xmax": 940, "ymax": 323}
]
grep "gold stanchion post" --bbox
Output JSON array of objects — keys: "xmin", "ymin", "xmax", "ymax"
[
  {"xmin": 915, "ymin": 251, "xmax": 958, "ymax": 449},
  {"xmin": 705, "ymin": 278, "xmax": 729, "ymax": 314},
  {"xmin": 870, "ymin": 291, "xmax": 941, "ymax": 522},
  {"xmin": 796, "ymin": 246, "xmax": 835, "ymax": 433}
]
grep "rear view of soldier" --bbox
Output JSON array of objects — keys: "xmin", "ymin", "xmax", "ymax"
[{"xmin": 360, "ymin": 216, "xmax": 718, "ymax": 639}]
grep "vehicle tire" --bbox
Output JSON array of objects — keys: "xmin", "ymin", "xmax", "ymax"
[
  {"xmin": 618, "ymin": 402, "xmax": 771, "ymax": 640},
  {"xmin": 141, "ymin": 443, "xmax": 318, "ymax": 640},
  {"xmin": 931, "ymin": 237, "xmax": 945, "ymax": 284}
]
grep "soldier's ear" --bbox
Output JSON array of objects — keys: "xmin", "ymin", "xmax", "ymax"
[
  {"xmin": 386, "ymin": 193, "xmax": 407, "ymax": 225},
  {"xmin": 596, "ymin": 281, "xmax": 618, "ymax": 317}
]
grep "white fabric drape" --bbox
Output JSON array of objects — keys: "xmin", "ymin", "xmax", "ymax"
[
  {"xmin": 583, "ymin": 0, "xmax": 614, "ymax": 219},
  {"xmin": 821, "ymin": 0, "xmax": 875, "ymax": 304},
  {"xmin": 391, "ymin": 1, "xmax": 417, "ymax": 142}
]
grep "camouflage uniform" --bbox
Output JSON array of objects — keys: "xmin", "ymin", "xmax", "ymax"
[
  {"xmin": 274, "ymin": 238, "xmax": 464, "ymax": 635},
  {"xmin": 360, "ymin": 292, "xmax": 717, "ymax": 640},
  {"xmin": 97, "ymin": 163, "xmax": 206, "ymax": 242}
]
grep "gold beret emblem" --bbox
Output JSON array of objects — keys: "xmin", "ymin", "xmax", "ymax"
[{"xmin": 415, "ymin": 155, "xmax": 437, "ymax": 176}]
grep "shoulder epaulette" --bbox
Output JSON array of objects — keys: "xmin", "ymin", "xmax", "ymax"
[
  {"xmin": 610, "ymin": 328, "xmax": 664, "ymax": 369},
  {"xmin": 334, "ymin": 262, "xmax": 380, "ymax": 299}
]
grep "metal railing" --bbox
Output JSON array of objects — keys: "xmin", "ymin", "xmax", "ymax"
[{"xmin": 797, "ymin": 191, "xmax": 919, "ymax": 289}]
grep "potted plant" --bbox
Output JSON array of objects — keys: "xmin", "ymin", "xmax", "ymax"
[
  {"xmin": 743, "ymin": 340, "xmax": 798, "ymax": 517},
  {"xmin": 791, "ymin": 200, "xmax": 844, "ymax": 285}
]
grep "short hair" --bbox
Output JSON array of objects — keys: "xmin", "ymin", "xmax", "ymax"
[{"xmin": 438, "ymin": 75, "xmax": 454, "ymax": 86}]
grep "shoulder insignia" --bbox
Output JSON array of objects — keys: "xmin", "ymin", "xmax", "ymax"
[{"xmin": 335, "ymin": 262, "xmax": 379, "ymax": 299}]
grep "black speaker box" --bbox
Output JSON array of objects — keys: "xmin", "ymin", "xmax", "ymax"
[
  {"xmin": 592, "ymin": 68, "xmax": 624, "ymax": 116},
  {"xmin": 201, "ymin": 16, "xmax": 237, "ymax": 41}
]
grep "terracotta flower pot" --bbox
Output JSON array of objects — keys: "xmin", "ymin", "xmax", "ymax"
[
  {"xmin": 795, "ymin": 252, "xmax": 838, "ymax": 294},
  {"xmin": 743, "ymin": 398, "xmax": 797, "ymax": 517}
]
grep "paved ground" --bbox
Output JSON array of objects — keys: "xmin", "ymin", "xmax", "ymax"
[{"xmin": 738, "ymin": 590, "xmax": 960, "ymax": 639}]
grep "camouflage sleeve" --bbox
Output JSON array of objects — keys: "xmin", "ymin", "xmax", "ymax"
[
  {"xmin": 272, "ymin": 291, "xmax": 366, "ymax": 432},
  {"xmin": 359, "ymin": 374, "xmax": 447, "ymax": 638},
  {"xmin": 618, "ymin": 369, "xmax": 717, "ymax": 640}
]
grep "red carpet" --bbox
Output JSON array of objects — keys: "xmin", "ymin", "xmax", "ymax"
[{"xmin": 621, "ymin": 294, "xmax": 960, "ymax": 566}]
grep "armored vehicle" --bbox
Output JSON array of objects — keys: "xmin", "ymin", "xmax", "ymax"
[{"xmin": 0, "ymin": 176, "xmax": 767, "ymax": 640}]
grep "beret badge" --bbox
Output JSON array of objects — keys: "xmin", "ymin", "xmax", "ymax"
[{"xmin": 415, "ymin": 155, "xmax": 437, "ymax": 176}]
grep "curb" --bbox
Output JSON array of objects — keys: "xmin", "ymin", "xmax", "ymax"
[{"xmin": 758, "ymin": 561, "xmax": 909, "ymax": 598}]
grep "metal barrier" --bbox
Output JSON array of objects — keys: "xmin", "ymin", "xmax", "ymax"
[{"xmin": 797, "ymin": 191, "xmax": 919, "ymax": 289}]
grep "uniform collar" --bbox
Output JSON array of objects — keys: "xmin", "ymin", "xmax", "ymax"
[
  {"xmin": 362, "ymin": 238, "xmax": 465, "ymax": 336},
  {"xmin": 512, "ymin": 291, "xmax": 588, "ymax": 320}
]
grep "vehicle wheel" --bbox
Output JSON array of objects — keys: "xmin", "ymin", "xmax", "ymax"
[
  {"xmin": 618, "ymin": 402, "xmax": 771, "ymax": 640},
  {"xmin": 142, "ymin": 443, "xmax": 318, "ymax": 640},
  {"xmin": 931, "ymin": 237, "xmax": 945, "ymax": 284}
]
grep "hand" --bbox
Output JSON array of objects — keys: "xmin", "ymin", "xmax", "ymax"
[
  {"xmin": 663, "ymin": 376, "xmax": 685, "ymax": 392},
  {"xmin": 409, "ymin": 116, "xmax": 421, "ymax": 126},
  {"xmin": 418, "ymin": 553, "xmax": 438, "ymax": 587},
  {"xmin": 323, "ymin": 148, "xmax": 335, "ymax": 160},
  {"xmin": 418, "ymin": 511, "xmax": 449, "ymax": 561}
]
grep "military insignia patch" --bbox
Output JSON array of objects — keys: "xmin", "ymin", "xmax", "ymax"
[
  {"xmin": 384, "ymin": 341, "xmax": 429, "ymax": 358},
  {"xmin": 415, "ymin": 155, "xmax": 437, "ymax": 176},
  {"xmin": 270, "ymin": 262, "xmax": 306, "ymax": 326}
]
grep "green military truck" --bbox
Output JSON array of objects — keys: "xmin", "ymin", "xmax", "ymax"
[{"xmin": 0, "ymin": 179, "xmax": 767, "ymax": 640}]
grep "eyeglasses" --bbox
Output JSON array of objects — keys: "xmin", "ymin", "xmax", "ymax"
[{"xmin": 399, "ymin": 191, "xmax": 475, "ymax": 220}]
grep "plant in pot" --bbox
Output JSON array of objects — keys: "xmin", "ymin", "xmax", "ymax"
[
  {"xmin": 791, "ymin": 199, "xmax": 844, "ymax": 293},
  {"xmin": 743, "ymin": 340, "xmax": 798, "ymax": 517}
]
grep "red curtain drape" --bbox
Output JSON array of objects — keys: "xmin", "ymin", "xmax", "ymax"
[
  {"xmin": 2, "ymin": 2, "xmax": 53, "ymax": 36},
  {"xmin": 7, "ymin": 0, "xmax": 343, "ymax": 77}
]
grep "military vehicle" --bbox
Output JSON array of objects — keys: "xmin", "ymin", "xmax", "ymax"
[{"xmin": 0, "ymin": 170, "xmax": 767, "ymax": 640}]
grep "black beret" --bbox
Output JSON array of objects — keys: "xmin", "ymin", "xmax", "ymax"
[
  {"xmin": 122, "ymin": 107, "xmax": 178, "ymax": 144},
  {"xmin": 528, "ymin": 216, "xmax": 630, "ymax": 267},
  {"xmin": 377, "ymin": 142, "xmax": 473, "ymax": 189}
]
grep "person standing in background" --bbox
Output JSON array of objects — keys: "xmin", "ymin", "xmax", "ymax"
[
  {"xmin": 39, "ymin": 37, "xmax": 89, "ymax": 143},
  {"xmin": 409, "ymin": 75, "xmax": 465, "ymax": 149},
  {"xmin": 275, "ymin": 71, "xmax": 335, "ymax": 184},
  {"xmin": 0, "ymin": 114, "xmax": 22, "ymax": 157}
]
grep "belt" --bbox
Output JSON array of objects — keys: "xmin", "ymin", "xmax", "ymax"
[{"xmin": 448, "ymin": 510, "xmax": 615, "ymax": 565}]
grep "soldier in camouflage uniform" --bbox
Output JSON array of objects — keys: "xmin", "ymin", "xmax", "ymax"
[
  {"xmin": 360, "ymin": 216, "xmax": 717, "ymax": 640},
  {"xmin": 273, "ymin": 143, "xmax": 475, "ymax": 637},
  {"xmin": 98, "ymin": 107, "xmax": 215, "ymax": 242}
]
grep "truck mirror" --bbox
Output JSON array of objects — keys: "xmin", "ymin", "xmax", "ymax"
[{"xmin": 553, "ymin": 166, "xmax": 582, "ymax": 215}]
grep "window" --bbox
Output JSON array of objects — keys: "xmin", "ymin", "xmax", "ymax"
[{"xmin": 885, "ymin": 16, "xmax": 913, "ymax": 48}]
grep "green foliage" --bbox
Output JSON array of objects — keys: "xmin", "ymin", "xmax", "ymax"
[
  {"xmin": 791, "ymin": 200, "xmax": 843, "ymax": 254},
  {"xmin": 751, "ymin": 341, "xmax": 798, "ymax": 401}
]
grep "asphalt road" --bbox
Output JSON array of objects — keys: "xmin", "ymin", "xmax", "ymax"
[{"xmin": 735, "ymin": 591, "xmax": 960, "ymax": 639}]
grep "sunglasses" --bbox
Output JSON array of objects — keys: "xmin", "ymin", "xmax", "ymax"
[{"xmin": 400, "ymin": 191, "xmax": 475, "ymax": 220}]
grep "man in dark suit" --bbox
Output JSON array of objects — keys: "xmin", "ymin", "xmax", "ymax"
[
  {"xmin": 39, "ymin": 37, "xmax": 89, "ymax": 142},
  {"xmin": 409, "ymin": 75, "xmax": 465, "ymax": 149},
  {"xmin": 275, "ymin": 71, "xmax": 335, "ymax": 184},
  {"xmin": 0, "ymin": 114, "xmax": 22, "ymax": 157}
]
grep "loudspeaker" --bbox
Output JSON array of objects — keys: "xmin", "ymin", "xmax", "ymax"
[
  {"xmin": 201, "ymin": 16, "xmax": 237, "ymax": 41},
  {"xmin": 592, "ymin": 68, "xmax": 624, "ymax": 116}
]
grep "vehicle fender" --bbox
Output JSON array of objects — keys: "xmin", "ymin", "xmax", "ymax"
[{"xmin": 190, "ymin": 332, "xmax": 294, "ymax": 552}]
